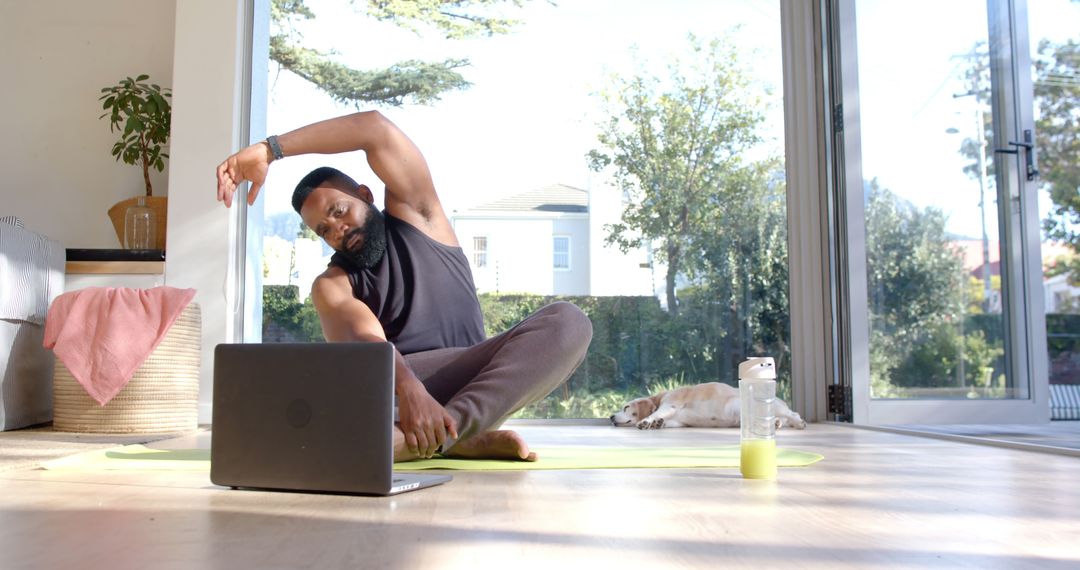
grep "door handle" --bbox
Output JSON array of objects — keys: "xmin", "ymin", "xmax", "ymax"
[{"xmin": 993, "ymin": 129, "xmax": 1039, "ymax": 181}]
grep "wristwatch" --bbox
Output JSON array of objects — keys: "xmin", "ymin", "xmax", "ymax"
[{"xmin": 266, "ymin": 135, "xmax": 284, "ymax": 161}]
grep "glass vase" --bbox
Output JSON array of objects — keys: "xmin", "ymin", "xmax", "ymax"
[{"xmin": 124, "ymin": 196, "xmax": 156, "ymax": 250}]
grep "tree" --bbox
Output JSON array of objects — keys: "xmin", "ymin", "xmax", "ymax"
[
  {"xmin": 297, "ymin": 220, "xmax": 319, "ymax": 241},
  {"xmin": 689, "ymin": 170, "xmax": 788, "ymax": 378},
  {"xmin": 1034, "ymin": 39, "xmax": 1080, "ymax": 263},
  {"xmin": 865, "ymin": 179, "xmax": 966, "ymax": 338},
  {"xmin": 891, "ymin": 324, "xmax": 1004, "ymax": 392},
  {"xmin": 864, "ymin": 180, "xmax": 972, "ymax": 394},
  {"xmin": 270, "ymin": 0, "xmax": 531, "ymax": 107},
  {"xmin": 587, "ymin": 34, "xmax": 778, "ymax": 315},
  {"xmin": 957, "ymin": 37, "xmax": 1080, "ymax": 281}
]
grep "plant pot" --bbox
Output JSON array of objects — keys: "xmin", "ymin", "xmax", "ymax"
[{"xmin": 107, "ymin": 196, "xmax": 167, "ymax": 250}]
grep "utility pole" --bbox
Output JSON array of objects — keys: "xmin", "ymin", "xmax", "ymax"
[
  {"xmin": 974, "ymin": 106, "xmax": 993, "ymax": 313},
  {"xmin": 953, "ymin": 88, "xmax": 995, "ymax": 314}
]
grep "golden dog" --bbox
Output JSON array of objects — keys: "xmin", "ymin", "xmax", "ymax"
[{"xmin": 610, "ymin": 382, "xmax": 806, "ymax": 430}]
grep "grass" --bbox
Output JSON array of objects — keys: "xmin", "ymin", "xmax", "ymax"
[
  {"xmin": 512, "ymin": 377, "xmax": 704, "ymax": 420},
  {"xmin": 511, "ymin": 375, "xmax": 796, "ymax": 420}
]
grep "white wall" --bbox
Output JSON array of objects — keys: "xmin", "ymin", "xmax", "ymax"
[
  {"xmin": 456, "ymin": 193, "xmax": 658, "ymax": 298},
  {"xmin": 293, "ymin": 239, "xmax": 331, "ymax": 301},
  {"xmin": 552, "ymin": 218, "xmax": 590, "ymax": 295},
  {"xmin": 456, "ymin": 216, "xmax": 568, "ymax": 295},
  {"xmin": 587, "ymin": 181, "xmax": 659, "ymax": 298},
  {"xmin": 1045, "ymin": 273, "xmax": 1080, "ymax": 313},
  {"xmin": 0, "ymin": 0, "xmax": 252, "ymax": 424},
  {"xmin": 453, "ymin": 214, "xmax": 593, "ymax": 296},
  {"xmin": 0, "ymin": 0, "xmax": 176, "ymax": 248},
  {"xmin": 166, "ymin": 0, "xmax": 254, "ymax": 423}
]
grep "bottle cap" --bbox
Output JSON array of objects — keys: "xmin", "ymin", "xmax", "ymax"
[{"xmin": 739, "ymin": 357, "xmax": 776, "ymax": 379}]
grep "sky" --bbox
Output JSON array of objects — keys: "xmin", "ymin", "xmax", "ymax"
[
  {"xmin": 855, "ymin": 0, "xmax": 1080, "ymax": 242},
  {"xmin": 263, "ymin": 0, "xmax": 784, "ymax": 217},
  {"xmin": 263, "ymin": 0, "xmax": 1078, "ymax": 243}
]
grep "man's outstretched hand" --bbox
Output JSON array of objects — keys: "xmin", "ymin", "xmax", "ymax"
[{"xmin": 216, "ymin": 142, "xmax": 273, "ymax": 208}]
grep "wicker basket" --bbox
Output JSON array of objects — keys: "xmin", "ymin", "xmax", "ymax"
[
  {"xmin": 52, "ymin": 302, "xmax": 200, "ymax": 434},
  {"xmin": 107, "ymin": 196, "xmax": 168, "ymax": 250}
]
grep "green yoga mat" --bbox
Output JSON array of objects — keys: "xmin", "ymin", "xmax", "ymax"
[
  {"xmin": 402, "ymin": 446, "xmax": 822, "ymax": 471},
  {"xmin": 42, "ymin": 445, "xmax": 822, "ymax": 472}
]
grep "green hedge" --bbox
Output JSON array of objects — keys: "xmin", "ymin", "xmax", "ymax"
[
  {"xmin": 260, "ymin": 287, "xmax": 1080, "ymax": 415},
  {"xmin": 1047, "ymin": 313, "xmax": 1080, "ymax": 385},
  {"xmin": 1047, "ymin": 314, "xmax": 1080, "ymax": 356},
  {"xmin": 871, "ymin": 313, "xmax": 1080, "ymax": 394},
  {"xmin": 481, "ymin": 292, "xmax": 792, "ymax": 418},
  {"xmin": 263, "ymin": 289, "xmax": 795, "ymax": 418},
  {"xmin": 263, "ymin": 285, "xmax": 322, "ymax": 343}
]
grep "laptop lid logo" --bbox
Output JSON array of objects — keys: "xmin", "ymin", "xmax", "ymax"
[{"xmin": 286, "ymin": 399, "xmax": 312, "ymax": 429}]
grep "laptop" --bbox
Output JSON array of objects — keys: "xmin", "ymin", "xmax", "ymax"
[{"xmin": 210, "ymin": 342, "xmax": 452, "ymax": 496}]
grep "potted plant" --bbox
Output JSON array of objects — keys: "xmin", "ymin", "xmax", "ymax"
[{"xmin": 99, "ymin": 74, "xmax": 172, "ymax": 250}]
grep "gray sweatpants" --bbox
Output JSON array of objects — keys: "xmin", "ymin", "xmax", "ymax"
[{"xmin": 402, "ymin": 301, "xmax": 593, "ymax": 450}]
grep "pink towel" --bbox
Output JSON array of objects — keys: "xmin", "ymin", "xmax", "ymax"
[{"xmin": 43, "ymin": 287, "xmax": 197, "ymax": 406}]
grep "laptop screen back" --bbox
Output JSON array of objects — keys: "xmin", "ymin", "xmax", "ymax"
[{"xmin": 210, "ymin": 342, "xmax": 395, "ymax": 494}]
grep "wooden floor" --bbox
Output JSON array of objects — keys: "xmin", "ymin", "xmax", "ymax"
[
  {"xmin": 1, "ymin": 423, "xmax": 1078, "ymax": 569},
  {"xmin": 886, "ymin": 422, "xmax": 1080, "ymax": 452}
]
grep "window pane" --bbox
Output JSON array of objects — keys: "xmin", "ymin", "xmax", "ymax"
[
  {"xmin": 855, "ymin": 0, "xmax": 1020, "ymax": 399},
  {"xmin": 261, "ymin": 211, "xmax": 329, "ymax": 343},
  {"xmin": 553, "ymin": 236, "xmax": 570, "ymax": 269},
  {"xmin": 473, "ymin": 236, "xmax": 488, "ymax": 268},
  {"xmin": 1030, "ymin": 1, "xmax": 1080, "ymax": 419},
  {"xmin": 260, "ymin": 1, "xmax": 790, "ymax": 419}
]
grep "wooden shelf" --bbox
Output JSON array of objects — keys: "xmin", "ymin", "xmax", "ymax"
[{"xmin": 65, "ymin": 261, "xmax": 165, "ymax": 275}]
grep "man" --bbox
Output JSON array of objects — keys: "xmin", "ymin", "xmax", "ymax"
[{"xmin": 215, "ymin": 111, "xmax": 592, "ymax": 462}]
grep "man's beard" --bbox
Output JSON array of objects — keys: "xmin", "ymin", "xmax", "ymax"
[{"xmin": 338, "ymin": 205, "xmax": 387, "ymax": 270}]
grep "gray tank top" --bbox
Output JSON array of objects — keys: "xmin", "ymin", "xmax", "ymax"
[{"xmin": 329, "ymin": 211, "xmax": 485, "ymax": 354}]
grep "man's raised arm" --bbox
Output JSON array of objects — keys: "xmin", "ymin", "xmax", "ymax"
[{"xmin": 214, "ymin": 112, "xmax": 444, "ymax": 230}]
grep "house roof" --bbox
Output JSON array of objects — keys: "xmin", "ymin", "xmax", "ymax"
[{"xmin": 470, "ymin": 183, "xmax": 588, "ymax": 213}]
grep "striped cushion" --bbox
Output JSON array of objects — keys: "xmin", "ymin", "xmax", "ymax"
[
  {"xmin": 1049, "ymin": 384, "xmax": 1080, "ymax": 421},
  {"xmin": 0, "ymin": 224, "xmax": 65, "ymax": 324},
  {"xmin": 0, "ymin": 216, "xmax": 24, "ymax": 228}
]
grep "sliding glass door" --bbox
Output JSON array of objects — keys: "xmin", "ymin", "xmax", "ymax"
[
  {"xmin": 1029, "ymin": 1, "xmax": 1080, "ymax": 420},
  {"xmin": 834, "ymin": 0, "xmax": 1049, "ymax": 423}
]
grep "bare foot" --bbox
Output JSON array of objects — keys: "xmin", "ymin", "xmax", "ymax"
[{"xmin": 444, "ymin": 430, "xmax": 538, "ymax": 462}]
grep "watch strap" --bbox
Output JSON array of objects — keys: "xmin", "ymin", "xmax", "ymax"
[{"xmin": 266, "ymin": 135, "xmax": 284, "ymax": 161}]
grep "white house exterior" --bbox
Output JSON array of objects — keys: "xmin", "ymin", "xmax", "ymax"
[
  {"xmin": 586, "ymin": 182, "xmax": 662, "ymax": 299},
  {"xmin": 953, "ymin": 238, "xmax": 1080, "ymax": 314},
  {"xmin": 261, "ymin": 182, "xmax": 665, "ymax": 300},
  {"xmin": 262, "ymin": 235, "xmax": 296, "ymax": 286},
  {"xmin": 452, "ymin": 183, "xmax": 662, "ymax": 297},
  {"xmin": 263, "ymin": 234, "xmax": 332, "ymax": 302},
  {"xmin": 1045, "ymin": 272, "xmax": 1080, "ymax": 313},
  {"xmin": 292, "ymin": 238, "xmax": 333, "ymax": 301},
  {"xmin": 452, "ymin": 184, "xmax": 591, "ymax": 295}
]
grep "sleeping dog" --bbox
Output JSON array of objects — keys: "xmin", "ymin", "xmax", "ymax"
[{"xmin": 610, "ymin": 382, "xmax": 807, "ymax": 430}]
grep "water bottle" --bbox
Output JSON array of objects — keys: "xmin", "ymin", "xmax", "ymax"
[
  {"xmin": 124, "ymin": 196, "xmax": 155, "ymax": 249},
  {"xmin": 739, "ymin": 356, "xmax": 777, "ymax": 480}
]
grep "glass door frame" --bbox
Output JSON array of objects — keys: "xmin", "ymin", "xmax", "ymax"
[
  {"xmin": 231, "ymin": 0, "xmax": 269, "ymax": 345},
  {"xmin": 831, "ymin": 0, "xmax": 1050, "ymax": 424}
]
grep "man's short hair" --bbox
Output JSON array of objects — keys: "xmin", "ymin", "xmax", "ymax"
[{"xmin": 292, "ymin": 166, "xmax": 360, "ymax": 214}]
